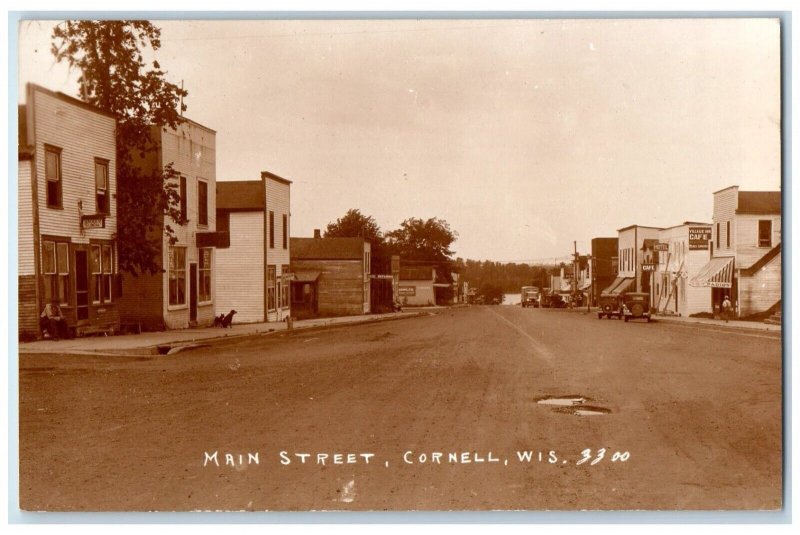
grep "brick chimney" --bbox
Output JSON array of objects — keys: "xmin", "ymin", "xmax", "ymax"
[{"xmin": 314, "ymin": 229, "xmax": 321, "ymax": 239}]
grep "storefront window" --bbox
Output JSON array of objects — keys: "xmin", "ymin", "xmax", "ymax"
[
  {"xmin": 267, "ymin": 265, "xmax": 276, "ymax": 310},
  {"xmin": 199, "ymin": 248, "xmax": 212, "ymax": 303},
  {"xmin": 169, "ymin": 246, "xmax": 187, "ymax": 306},
  {"xmin": 42, "ymin": 240, "xmax": 69, "ymax": 305}
]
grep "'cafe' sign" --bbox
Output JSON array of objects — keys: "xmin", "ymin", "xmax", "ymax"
[{"xmin": 688, "ymin": 227, "xmax": 712, "ymax": 250}]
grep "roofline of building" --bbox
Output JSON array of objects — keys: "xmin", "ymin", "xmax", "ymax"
[
  {"xmin": 616, "ymin": 224, "xmax": 664, "ymax": 232},
  {"xmin": 712, "ymin": 185, "xmax": 739, "ymax": 195},
  {"xmin": 26, "ymin": 82, "xmax": 117, "ymax": 120},
  {"xmin": 175, "ymin": 116, "xmax": 216, "ymax": 134},
  {"xmin": 261, "ymin": 170, "xmax": 292, "ymax": 185},
  {"xmin": 218, "ymin": 180, "xmax": 261, "ymax": 188},
  {"xmin": 661, "ymin": 221, "xmax": 713, "ymax": 230}
]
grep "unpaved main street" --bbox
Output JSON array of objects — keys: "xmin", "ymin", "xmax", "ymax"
[{"xmin": 18, "ymin": 306, "xmax": 782, "ymax": 511}]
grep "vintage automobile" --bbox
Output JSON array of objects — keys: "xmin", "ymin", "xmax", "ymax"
[
  {"xmin": 520, "ymin": 286, "xmax": 541, "ymax": 308},
  {"xmin": 597, "ymin": 292, "xmax": 624, "ymax": 319},
  {"xmin": 623, "ymin": 292, "xmax": 651, "ymax": 322},
  {"xmin": 542, "ymin": 290, "xmax": 566, "ymax": 309}
]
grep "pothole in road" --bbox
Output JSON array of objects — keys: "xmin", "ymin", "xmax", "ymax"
[
  {"xmin": 556, "ymin": 405, "xmax": 612, "ymax": 416},
  {"xmin": 535, "ymin": 395, "xmax": 612, "ymax": 416},
  {"xmin": 535, "ymin": 395, "xmax": 588, "ymax": 406}
]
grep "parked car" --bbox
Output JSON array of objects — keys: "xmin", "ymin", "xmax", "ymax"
[
  {"xmin": 542, "ymin": 291, "xmax": 566, "ymax": 309},
  {"xmin": 597, "ymin": 293, "xmax": 624, "ymax": 319},
  {"xmin": 623, "ymin": 292, "xmax": 651, "ymax": 322}
]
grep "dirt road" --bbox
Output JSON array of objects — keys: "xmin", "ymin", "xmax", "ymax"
[{"xmin": 18, "ymin": 306, "xmax": 782, "ymax": 511}]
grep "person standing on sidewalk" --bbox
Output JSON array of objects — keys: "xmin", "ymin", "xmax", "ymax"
[{"xmin": 721, "ymin": 295, "xmax": 733, "ymax": 323}]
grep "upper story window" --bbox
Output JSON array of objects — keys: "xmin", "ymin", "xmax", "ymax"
[
  {"xmin": 726, "ymin": 221, "xmax": 731, "ymax": 248},
  {"xmin": 269, "ymin": 211, "xmax": 275, "ymax": 249},
  {"xmin": 95, "ymin": 159, "xmax": 110, "ymax": 215},
  {"xmin": 45, "ymin": 145, "xmax": 62, "ymax": 208},
  {"xmin": 198, "ymin": 179, "xmax": 208, "ymax": 226},
  {"xmin": 716, "ymin": 222, "xmax": 720, "ymax": 246},
  {"xmin": 179, "ymin": 176, "xmax": 188, "ymax": 224},
  {"xmin": 282, "ymin": 214, "xmax": 288, "ymax": 249},
  {"xmin": 758, "ymin": 220, "xmax": 772, "ymax": 248}
]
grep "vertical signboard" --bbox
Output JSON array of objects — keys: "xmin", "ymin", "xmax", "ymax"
[{"xmin": 688, "ymin": 227, "xmax": 712, "ymax": 250}]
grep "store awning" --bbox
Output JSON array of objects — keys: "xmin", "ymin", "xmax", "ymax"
[
  {"xmin": 689, "ymin": 257, "xmax": 734, "ymax": 288},
  {"xmin": 601, "ymin": 277, "xmax": 634, "ymax": 295},
  {"xmin": 293, "ymin": 271, "xmax": 321, "ymax": 283}
]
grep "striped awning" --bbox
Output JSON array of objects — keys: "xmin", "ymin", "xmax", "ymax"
[
  {"xmin": 689, "ymin": 257, "xmax": 734, "ymax": 288},
  {"xmin": 601, "ymin": 277, "xmax": 634, "ymax": 295}
]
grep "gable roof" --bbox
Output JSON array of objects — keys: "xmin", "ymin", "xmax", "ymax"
[
  {"xmin": 737, "ymin": 191, "xmax": 781, "ymax": 215},
  {"xmin": 291, "ymin": 237, "xmax": 365, "ymax": 260},
  {"xmin": 217, "ymin": 181, "xmax": 264, "ymax": 211}
]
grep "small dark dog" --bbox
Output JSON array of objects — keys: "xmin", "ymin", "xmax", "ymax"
[{"xmin": 214, "ymin": 309, "xmax": 237, "ymax": 328}]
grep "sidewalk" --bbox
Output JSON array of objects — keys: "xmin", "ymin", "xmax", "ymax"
[
  {"xmin": 651, "ymin": 313, "xmax": 782, "ymax": 333},
  {"xmin": 536, "ymin": 306, "xmax": 782, "ymax": 333},
  {"xmin": 18, "ymin": 311, "xmax": 428, "ymax": 356}
]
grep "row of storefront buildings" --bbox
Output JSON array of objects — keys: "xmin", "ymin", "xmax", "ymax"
[
  {"xmin": 18, "ymin": 83, "xmax": 449, "ymax": 340},
  {"xmin": 586, "ymin": 188, "xmax": 781, "ymax": 319}
]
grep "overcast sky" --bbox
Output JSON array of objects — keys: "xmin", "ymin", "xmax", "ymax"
[{"xmin": 17, "ymin": 18, "xmax": 781, "ymax": 262}]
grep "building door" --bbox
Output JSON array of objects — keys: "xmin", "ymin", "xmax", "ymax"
[
  {"xmin": 75, "ymin": 250, "xmax": 89, "ymax": 321},
  {"xmin": 189, "ymin": 262, "xmax": 198, "ymax": 323}
]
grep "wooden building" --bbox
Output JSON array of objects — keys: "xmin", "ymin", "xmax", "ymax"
[
  {"xmin": 605, "ymin": 224, "xmax": 663, "ymax": 298},
  {"xmin": 214, "ymin": 172, "xmax": 292, "ymax": 323},
  {"xmin": 398, "ymin": 264, "xmax": 437, "ymax": 306},
  {"xmin": 118, "ymin": 118, "xmax": 217, "ymax": 330},
  {"xmin": 590, "ymin": 237, "xmax": 618, "ymax": 306},
  {"xmin": 18, "ymin": 84, "xmax": 120, "ymax": 339},
  {"xmin": 690, "ymin": 186, "xmax": 781, "ymax": 318},
  {"xmin": 652, "ymin": 222, "xmax": 713, "ymax": 316},
  {"xmin": 290, "ymin": 231, "xmax": 371, "ymax": 318}
]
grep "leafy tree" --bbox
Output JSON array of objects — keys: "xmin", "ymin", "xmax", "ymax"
[
  {"xmin": 51, "ymin": 20, "xmax": 188, "ymax": 275},
  {"xmin": 386, "ymin": 217, "xmax": 458, "ymax": 305},
  {"xmin": 385, "ymin": 217, "xmax": 458, "ymax": 262},
  {"xmin": 324, "ymin": 209, "xmax": 388, "ymax": 260}
]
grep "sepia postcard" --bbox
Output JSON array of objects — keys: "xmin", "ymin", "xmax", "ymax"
[{"xmin": 14, "ymin": 16, "xmax": 784, "ymax": 514}]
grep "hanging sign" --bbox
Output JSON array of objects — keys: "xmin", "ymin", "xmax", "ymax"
[{"xmin": 81, "ymin": 214, "xmax": 106, "ymax": 229}]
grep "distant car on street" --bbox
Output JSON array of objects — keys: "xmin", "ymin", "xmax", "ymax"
[{"xmin": 520, "ymin": 286, "xmax": 540, "ymax": 308}]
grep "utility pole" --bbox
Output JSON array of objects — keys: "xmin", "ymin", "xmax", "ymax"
[{"xmin": 572, "ymin": 241, "xmax": 579, "ymax": 296}]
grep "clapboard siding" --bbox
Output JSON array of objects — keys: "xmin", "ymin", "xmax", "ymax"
[
  {"xmin": 735, "ymin": 214, "xmax": 782, "ymax": 269},
  {"xmin": 122, "ymin": 120, "xmax": 217, "ymax": 329},
  {"xmin": 216, "ymin": 211, "xmax": 265, "ymax": 323},
  {"xmin": 18, "ymin": 275, "xmax": 39, "ymax": 338},
  {"xmin": 265, "ymin": 176, "xmax": 291, "ymax": 321},
  {"xmin": 739, "ymin": 251, "xmax": 781, "ymax": 316},
  {"xmin": 18, "ymin": 160, "xmax": 35, "ymax": 275},
  {"xmin": 292, "ymin": 259, "xmax": 366, "ymax": 316},
  {"xmin": 33, "ymin": 88, "xmax": 117, "ymax": 244},
  {"xmin": 656, "ymin": 225, "xmax": 712, "ymax": 316},
  {"xmin": 712, "ymin": 187, "xmax": 737, "ymax": 255}
]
